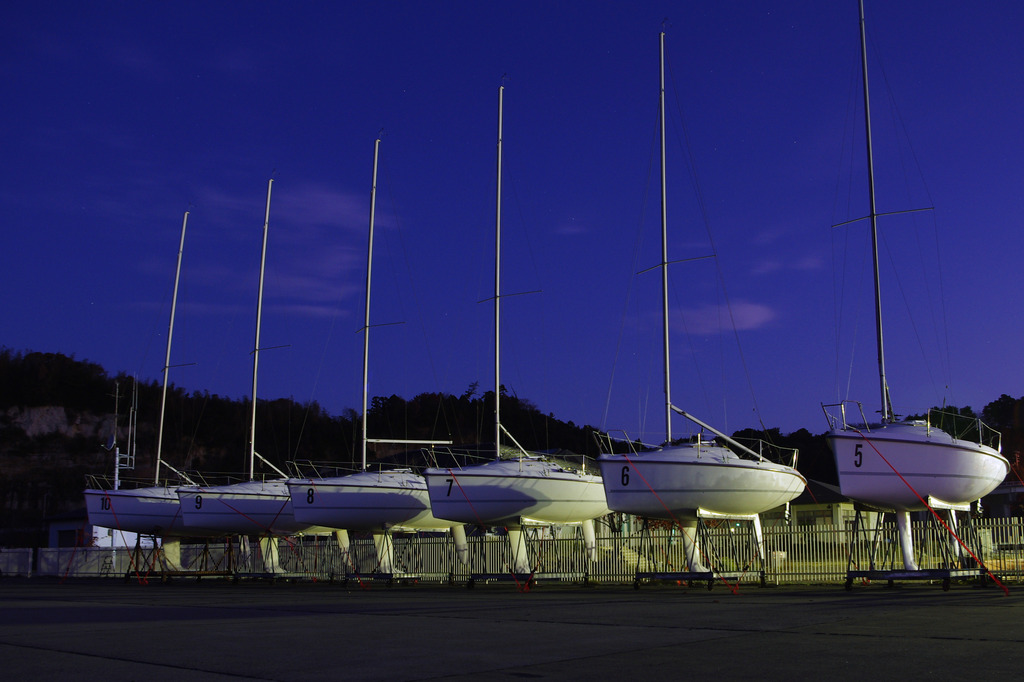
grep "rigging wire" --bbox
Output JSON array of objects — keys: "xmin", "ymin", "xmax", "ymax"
[
  {"xmin": 875, "ymin": 49, "xmax": 940, "ymax": 410},
  {"xmin": 829, "ymin": 62, "xmax": 862, "ymax": 406},
  {"xmin": 183, "ymin": 292, "xmax": 239, "ymax": 472},
  {"xmin": 600, "ymin": 98, "xmax": 659, "ymax": 440},
  {"xmin": 663, "ymin": 53, "xmax": 716, "ymax": 426},
  {"xmin": 874, "ymin": 42, "xmax": 951, "ymax": 406},
  {"xmin": 298, "ymin": 290, "xmax": 345, "ymax": 458},
  {"xmin": 504, "ymin": 152, "xmax": 551, "ymax": 449},
  {"xmin": 378, "ymin": 155, "xmax": 419, "ymax": 442},
  {"xmin": 665, "ymin": 46, "xmax": 765, "ymax": 438}
]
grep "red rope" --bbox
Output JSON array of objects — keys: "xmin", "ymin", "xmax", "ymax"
[{"xmin": 446, "ymin": 469, "xmax": 487, "ymax": 530}]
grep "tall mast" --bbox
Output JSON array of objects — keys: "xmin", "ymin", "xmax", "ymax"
[
  {"xmin": 249, "ymin": 179, "xmax": 273, "ymax": 480},
  {"xmin": 659, "ymin": 32, "xmax": 673, "ymax": 443},
  {"xmin": 112, "ymin": 382, "xmax": 121, "ymax": 490},
  {"xmin": 154, "ymin": 211, "xmax": 188, "ymax": 485},
  {"xmin": 494, "ymin": 85, "xmax": 504, "ymax": 460},
  {"xmin": 858, "ymin": 0, "xmax": 892, "ymax": 421},
  {"xmin": 361, "ymin": 139, "xmax": 380, "ymax": 471}
]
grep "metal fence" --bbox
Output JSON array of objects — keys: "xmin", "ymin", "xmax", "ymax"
[
  {"xmin": 0, "ymin": 548, "xmax": 32, "ymax": 577},
  {"xmin": 14, "ymin": 517, "xmax": 1024, "ymax": 585}
]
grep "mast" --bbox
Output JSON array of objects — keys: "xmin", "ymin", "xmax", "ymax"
[
  {"xmin": 494, "ymin": 84, "xmax": 504, "ymax": 460},
  {"xmin": 659, "ymin": 32, "xmax": 673, "ymax": 443},
  {"xmin": 249, "ymin": 179, "xmax": 273, "ymax": 480},
  {"xmin": 154, "ymin": 211, "xmax": 188, "ymax": 485},
  {"xmin": 112, "ymin": 382, "xmax": 121, "ymax": 491},
  {"xmin": 361, "ymin": 139, "xmax": 380, "ymax": 471},
  {"xmin": 858, "ymin": 0, "xmax": 893, "ymax": 421},
  {"xmin": 128, "ymin": 377, "xmax": 138, "ymax": 469}
]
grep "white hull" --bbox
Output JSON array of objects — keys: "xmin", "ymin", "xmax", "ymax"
[
  {"xmin": 177, "ymin": 479, "xmax": 326, "ymax": 536},
  {"xmin": 287, "ymin": 470, "xmax": 457, "ymax": 531},
  {"xmin": 598, "ymin": 444, "xmax": 806, "ymax": 519},
  {"xmin": 828, "ymin": 422, "xmax": 1008, "ymax": 511},
  {"xmin": 423, "ymin": 458, "xmax": 610, "ymax": 526},
  {"xmin": 84, "ymin": 486, "xmax": 198, "ymax": 537}
]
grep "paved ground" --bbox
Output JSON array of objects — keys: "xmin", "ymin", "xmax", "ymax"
[{"xmin": 1, "ymin": 576, "xmax": 1022, "ymax": 680}]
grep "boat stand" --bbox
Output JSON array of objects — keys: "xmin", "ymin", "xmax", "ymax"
[
  {"xmin": 466, "ymin": 526, "xmax": 584, "ymax": 588},
  {"xmin": 466, "ymin": 526, "xmax": 536, "ymax": 588},
  {"xmin": 466, "ymin": 573, "xmax": 536, "ymax": 589},
  {"xmin": 338, "ymin": 571, "xmax": 398, "ymax": 586},
  {"xmin": 336, "ymin": 532, "xmax": 425, "ymax": 587},
  {"xmin": 342, "ymin": 567, "xmax": 424, "ymax": 587},
  {"xmin": 632, "ymin": 512, "xmax": 767, "ymax": 590},
  {"xmin": 157, "ymin": 544, "xmax": 234, "ymax": 581},
  {"xmin": 120, "ymin": 534, "xmax": 162, "ymax": 582},
  {"xmin": 120, "ymin": 536, "xmax": 234, "ymax": 582},
  {"xmin": 177, "ymin": 539, "xmax": 234, "ymax": 579},
  {"xmin": 229, "ymin": 536, "xmax": 311, "ymax": 582},
  {"xmin": 843, "ymin": 500, "xmax": 989, "ymax": 591},
  {"xmin": 376, "ymin": 531, "xmax": 429, "ymax": 585}
]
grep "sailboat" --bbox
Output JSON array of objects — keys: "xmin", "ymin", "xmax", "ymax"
[
  {"xmin": 423, "ymin": 86, "xmax": 609, "ymax": 573},
  {"xmin": 286, "ymin": 138, "xmax": 467, "ymax": 573},
  {"xmin": 597, "ymin": 32, "xmax": 806, "ymax": 573},
  {"xmin": 85, "ymin": 212, "xmax": 212, "ymax": 560},
  {"xmin": 822, "ymin": 1, "xmax": 1008, "ymax": 570},
  {"xmin": 177, "ymin": 180, "xmax": 324, "ymax": 552}
]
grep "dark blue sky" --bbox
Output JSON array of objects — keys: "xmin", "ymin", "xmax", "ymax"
[{"xmin": 3, "ymin": 1, "xmax": 1022, "ymax": 444}]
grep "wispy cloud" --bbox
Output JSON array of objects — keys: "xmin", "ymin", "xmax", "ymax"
[
  {"xmin": 195, "ymin": 182, "xmax": 372, "ymax": 232},
  {"xmin": 267, "ymin": 251, "xmax": 364, "ymax": 305},
  {"xmin": 196, "ymin": 185, "xmax": 264, "ymax": 223},
  {"xmin": 212, "ymin": 47, "xmax": 261, "ymax": 81},
  {"xmin": 169, "ymin": 300, "xmax": 252, "ymax": 318},
  {"xmin": 750, "ymin": 259, "xmax": 783, "ymax": 275},
  {"xmin": 670, "ymin": 300, "xmax": 776, "ymax": 335},
  {"xmin": 749, "ymin": 223, "xmax": 791, "ymax": 246},
  {"xmin": 555, "ymin": 218, "xmax": 589, "ymax": 236},
  {"xmin": 265, "ymin": 302, "xmax": 355, "ymax": 319},
  {"xmin": 269, "ymin": 184, "xmax": 372, "ymax": 311},
  {"xmin": 795, "ymin": 255, "xmax": 824, "ymax": 270},
  {"xmin": 750, "ymin": 253, "xmax": 824, "ymax": 275},
  {"xmin": 172, "ymin": 182, "xmax": 370, "ymax": 314},
  {"xmin": 108, "ymin": 42, "xmax": 164, "ymax": 78},
  {"xmin": 274, "ymin": 183, "xmax": 371, "ymax": 231}
]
